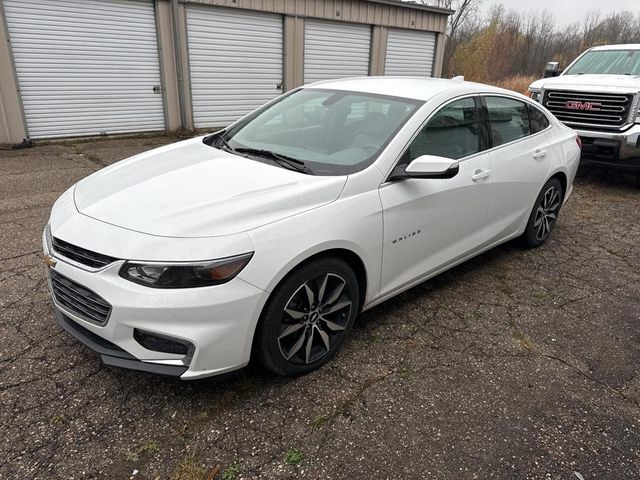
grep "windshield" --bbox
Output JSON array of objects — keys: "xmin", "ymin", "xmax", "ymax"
[
  {"xmin": 208, "ymin": 88, "xmax": 422, "ymax": 175},
  {"xmin": 564, "ymin": 49, "xmax": 640, "ymax": 76}
]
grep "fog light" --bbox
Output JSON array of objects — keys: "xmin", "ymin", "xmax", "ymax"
[{"xmin": 134, "ymin": 329, "xmax": 192, "ymax": 356}]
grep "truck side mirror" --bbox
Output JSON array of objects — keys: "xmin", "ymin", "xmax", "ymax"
[{"xmin": 544, "ymin": 61, "xmax": 562, "ymax": 78}]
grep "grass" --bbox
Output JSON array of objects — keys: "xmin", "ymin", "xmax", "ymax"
[
  {"xmin": 531, "ymin": 291, "xmax": 549, "ymax": 300},
  {"xmin": 125, "ymin": 451, "xmax": 139, "ymax": 462},
  {"xmin": 171, "ymin": 453, "xmax": 207, "ymax": 480},
  {"xmin": 514, "ymin": 330, "xmax": 535, "ymax": 351},
  {"xmin": 140, "ymin": 440, "xmax": 160, "ymax": 454},
  {"xmin": 310, "ymin": 415, "xmax": 329, "ymax": 429},
  {"xmin": 371, "ymin": 332, "xmax": 383, "ymax": 343},
  {"xmin": 51, "ymin": 414, "xmax": 66, "ymax": 425},
  {"xmin": 221, "ymin": 462, "xmax": 241, "ymax": 480},
  {"xmin": 125, "ymin": 439, "xmax": 161, "ymax": 462},
  {"xmin": 491, "ymin": 75, "xmax": 538, "ymax": 95},
  {"xmin": 284, "ymin": 448, "xmax": 304, "ymax": 465}
]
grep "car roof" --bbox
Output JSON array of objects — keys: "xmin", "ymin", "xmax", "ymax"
[
  {"xmin": 590, "ymin": 44, "xmax": 640, "ymax": 51},
  {"xmin": 304, "ymin": 76, "xmax": 517, "ymax": 102}
]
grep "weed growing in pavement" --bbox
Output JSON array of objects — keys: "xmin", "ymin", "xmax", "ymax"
[
  {"xmin": 222, "ymin": 462, "xmax": 241, "ymax": 480},
  {"xmin": 284, "ymin": 448, "xmax": 304, "ymax": 465}
]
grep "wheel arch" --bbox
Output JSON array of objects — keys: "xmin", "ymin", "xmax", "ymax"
[
  {"xmin": 262, "ymin": 247, "xmax": 368, "ymax": 313},
  {"xmin": 548, "ymin": 170, "xmax": 568, "ymax": 200},
  {"xmin": 248, "ymin": 247, "xmax": 369, "ymax": 362}
]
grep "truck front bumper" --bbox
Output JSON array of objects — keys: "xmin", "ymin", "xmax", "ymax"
[{"xmin": 575, "ymin": 124, "xmax": 640, "ymax": 168}]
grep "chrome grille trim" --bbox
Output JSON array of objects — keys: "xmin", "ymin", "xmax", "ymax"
[
  {"xmin": 52, "ymin": 237, "xmax": 117, "ymax": 269},
  {"xmin": 50, "ymin": 270, "xmax": 111, "ymax": 325},
  {"xmin": 543, "ymin": 90, "xmax": 635, "ymax": 130}
]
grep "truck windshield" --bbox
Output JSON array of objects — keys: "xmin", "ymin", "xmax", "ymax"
[{"xmin": 564, "ymin": 49, "xmax": 640, "ymax": 76}]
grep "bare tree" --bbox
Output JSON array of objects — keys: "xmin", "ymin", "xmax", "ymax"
[
  {"xmin": 409, "ymin": 0, "xmax": 482, "ymax": 75},
  {"xmin": 442, "ymin": 6, "xmax": 640, "ymax": 81},
  {"xmin": 411, "ymin": 0, "xmax": 481, "ymax": 38}
]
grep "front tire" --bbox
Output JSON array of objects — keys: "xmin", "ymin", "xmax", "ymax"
[
  {"xmin": 254, "ymin": 258, "xmax": 360, "ymax": 376},
  {"xmin": 522, "ymin": 178, "xmax": 563, "ymax": 248}
]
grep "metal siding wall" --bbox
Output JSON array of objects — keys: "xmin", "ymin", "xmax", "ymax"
[
  {"xmin": 187, "ymin": 5, "xmax": 283, "ymax": 128},
  {"xmin": 304, "ymin": 20, "xmax": 371, "ymax": 84},
  {"xmin": 384, "ymin": 28, "xmax": 435, "ymax": 77},
  {"xmin": 184, "ymin": 0, "xmax": 450, "ymax": 32},
  {"xmin": 3, "ymin": 0, "xmax": 165, "ymax": 139}
]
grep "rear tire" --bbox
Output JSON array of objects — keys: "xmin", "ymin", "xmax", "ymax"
[
  {"xmin": 522, "ymin": 178, "xmax": 563, "ymax": 248},
  {"xmin": 254, "ymin": 258, "xmax": 360, "ymax": 376}
]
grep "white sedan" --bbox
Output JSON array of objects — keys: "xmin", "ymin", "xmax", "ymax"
[{"xmin": 43, "ymin": 77, "xmax": 581, "ymax": 379}]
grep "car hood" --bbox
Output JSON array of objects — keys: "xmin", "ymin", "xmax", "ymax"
[
  {"xmin": 74, "ymin": 137, "xmax": 347, "ymax": 238},
  {"xmin": 530, "ymin": 74, "xmax": 640, "ymax": 94}
]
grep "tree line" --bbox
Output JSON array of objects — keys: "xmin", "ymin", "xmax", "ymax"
[{"xmin": 416, "ymin": 1, "xmax": 640, "ymax": 82}]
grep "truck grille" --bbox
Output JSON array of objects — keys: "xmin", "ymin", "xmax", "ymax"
[
  {"xmin": 543, "ymin": 90, "xmax": 634, "ymax": 130},
  {"xmin": 49, "ymin": 270, "xmax": 112, "ymax": 325},
  {"xmin": 52, "ymin": 237, "xmax": 117, "ymax": 269}
]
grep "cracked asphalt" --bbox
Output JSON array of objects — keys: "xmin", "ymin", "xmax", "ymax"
[{"xmin": 1, "ymin": 135, "xmax": 639, "ymax": 480}]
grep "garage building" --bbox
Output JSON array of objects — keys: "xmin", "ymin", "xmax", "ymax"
[{"xmin": 0, "ymin": 0, "xmax": 451, "ymax": 144}]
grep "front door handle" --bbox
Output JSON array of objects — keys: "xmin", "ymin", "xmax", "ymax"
[
  {"xmin": 472, "ymin": 169, "xmax": 491, "ymax": 181},
  {"xmin": 533, "ymin": 149, "xmax": 547, "ymax": 159}
]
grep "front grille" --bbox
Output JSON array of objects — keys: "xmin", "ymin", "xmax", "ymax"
[
  {"xmin": 49, "ymin": 269, "xmax": 112, "ymax": 325},
  {"xmin": 52, "ymin": 237, "xmax": 117, "ymax": 269},
  {"xmin": 543, "ymin": 90, "xmax": 635, "ymax": 130}
]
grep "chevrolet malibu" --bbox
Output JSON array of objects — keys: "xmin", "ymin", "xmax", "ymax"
[{"xmin": 43, "ymin": 77, "xmax": 581, "ymax": 379}]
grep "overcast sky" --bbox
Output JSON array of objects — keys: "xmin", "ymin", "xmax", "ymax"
[{"xmin": 480, "ymin": 0, "xmax": 640, "ymax": 26}]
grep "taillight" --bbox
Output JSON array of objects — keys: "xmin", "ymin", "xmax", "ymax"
[{"xmin": 576, "ymin": 136, "xmax": 582, "ymax": 150}]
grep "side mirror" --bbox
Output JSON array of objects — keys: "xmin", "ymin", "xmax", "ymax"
[
  {"xmin": 543, "ymin": 61, "xmax": 562, "ymax": 78},
  {"xmin": 390, "ymin": 155, "xmax": 459, "ymax": 181}
]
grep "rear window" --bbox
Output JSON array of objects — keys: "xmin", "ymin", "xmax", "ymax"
[
  {"xmin": 528, "ymin": 104, "xmax": 550, "ymax": 133},
  {"xmin": 485, "ymin": 96, "xmax": 531, "ymax": 147}
]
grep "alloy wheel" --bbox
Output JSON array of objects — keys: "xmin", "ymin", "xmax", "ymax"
[
  {"xmin": 534, "ymin": 185, "xmax": 561, "ymax": 241},
  {"xmin": 277, "ymin": 273, "xmax": 353, "ymax": 365}
]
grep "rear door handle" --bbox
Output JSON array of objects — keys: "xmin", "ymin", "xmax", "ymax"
[
  {"xmin": 471, "ymin": 169, "xmax": 491, "ymax": 181},
  {"xmin": 533, "ymin": 149, "xmax": 547, "ymax": 159}
]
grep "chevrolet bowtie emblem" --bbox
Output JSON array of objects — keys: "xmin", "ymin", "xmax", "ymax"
[{"xmin": 43, "ymin": 254, "xmax": 57, "ymax": 268}]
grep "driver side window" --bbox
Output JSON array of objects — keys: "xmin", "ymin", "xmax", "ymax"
[{"xmin": 401, "ymin": 97, "xmax": 480, "ymax": 165}]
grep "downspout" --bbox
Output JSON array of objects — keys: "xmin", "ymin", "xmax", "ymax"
[{"xmin": 171, "ymin": 0, "xmax": 187, "ymax": 129}]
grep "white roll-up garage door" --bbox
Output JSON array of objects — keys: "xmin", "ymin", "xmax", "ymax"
[
  {"xmin": 385, "ymin": 29, "xmax": 436, "ymax": 77},
  {"xmin": 304, "ymin": 21, "xmax": 371, "ymax": 84},
  {"xmin": 3, "ymin": 0, "xmax": 165, "ymax": 139},
  {"xmin": 187, "ymin": 6, "xmax": 283, "ymax": 128}
]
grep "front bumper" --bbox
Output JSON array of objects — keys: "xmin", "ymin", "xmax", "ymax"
[
  {"xmin": 44, "ymin": 238, "xmax": 269, "ymax": 380},
  {"xmin": 574, "ymin": 124, "xmax": 640, "ymax": 168},
  {"xmin": 55, "ymin": 308, "xmax": 189, "ymax": 377}
]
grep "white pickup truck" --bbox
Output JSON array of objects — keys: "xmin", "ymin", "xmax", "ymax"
[{"xmin": 528, "ymin": 44, "xmax": 640, "ymax": 169}]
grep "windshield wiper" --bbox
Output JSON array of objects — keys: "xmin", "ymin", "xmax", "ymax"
[
  {"xmin": 233, "ymin": 148, "xmax": 312, "ymax": 175},
  {"xmin": 214, "ymin": 133, "xmax": 235, "ymax": 153}
]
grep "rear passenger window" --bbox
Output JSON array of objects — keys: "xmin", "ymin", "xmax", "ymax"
[
  {"xmin": 528, "ymin": 104, "xmax": 550, "ymax": 133},
  {"xmin": 485, "ymin": 96, "xmax": 530, "ymax": 147},
  {"xmin": 405, "ymin": 97, "xmax": 480, "ymax": 161}
]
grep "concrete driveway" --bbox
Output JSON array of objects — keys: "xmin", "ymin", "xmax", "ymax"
[{"xmin": 1, "ymin": 136, "xmax": 639, "ymax": 480}]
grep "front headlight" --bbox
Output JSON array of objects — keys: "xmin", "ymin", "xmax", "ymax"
[{"xmin": 119, "ymin": 252, "xmax": 254, "ymax": 288}]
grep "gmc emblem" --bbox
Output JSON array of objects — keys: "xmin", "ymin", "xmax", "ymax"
[{"xmin": 565, "ymin": 100, "xmax": 601, "ymax": 111}]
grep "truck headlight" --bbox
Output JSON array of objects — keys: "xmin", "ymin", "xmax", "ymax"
[
  {"xmin": 632, "ymin": 94, "xmax": 640, "ymax": 124},
  {"xmin": 529, "ymin": 89, "xmax": 542, "ymax": 103},
  {"xmin": 119, "ymin": 253, "xmax": 253, "ymax": 288}
]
